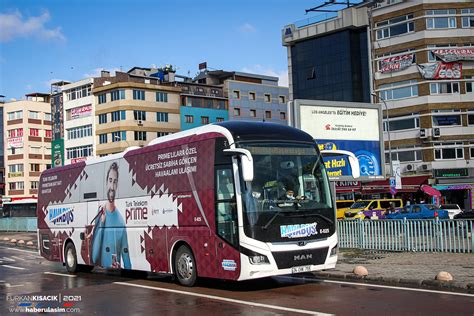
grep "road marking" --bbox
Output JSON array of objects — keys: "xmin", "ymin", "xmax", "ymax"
[
  {"xmin": 0, "ymin": 281, "xmax": 24, "ymax": 288},
  {"xmin": 114, "ymin": 281, "xmax": 333, "ymax": 315},
  {"xmin": 10, "ymin": 256, "xmax": 25, "ymax": 261},
  {"xmin": 281, "ymin": 276, "xmax": 474, "ymax": 298},
  {"xmin": 1, "ymin": 247, "xmax": 41, "ymax": 256},
  {"xmin": 44, "ymin": 272, "xmax": 77, "ymax": 278},
  {"xmin": 1, "ymin": 265, "xmax": 25, "ymax": 270}
]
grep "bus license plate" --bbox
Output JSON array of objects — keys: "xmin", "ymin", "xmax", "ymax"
[{"xmin": 291, "ymin": 265, "xmax": 311, "ymax": 274}]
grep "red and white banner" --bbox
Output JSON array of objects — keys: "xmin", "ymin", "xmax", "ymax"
[
  {"xmin": 417, "ymin": 62, "xmax": 462, "ymax": 80},
  {"xmin": 432, "ymin": 48, "xmax": 474, "ymax": 63},
  {"xmin": 71, "ymin": 104, "xmax": 92, "ymax": 119},
  {"xmin": 7, "ymin": 137, "xmax": 23, "ymax": 148},
  {"xmin": 71, "ymin": 157, "xmax": 87, "ymax": 164},
  {"xmin": 380, "ymin": 53, "xmax": 414, "ymax": 73}
]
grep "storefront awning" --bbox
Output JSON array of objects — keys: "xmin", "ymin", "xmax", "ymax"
[{"xmin": 361, "ymin": 175, "xmax": 431, "ymax": 194}]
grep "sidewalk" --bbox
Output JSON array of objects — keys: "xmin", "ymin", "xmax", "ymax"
[
  {"xmin": 0, "ymin": 231, "xmax": 472, "ymax": 293},
  {"xmin": 314, "ymin": 249, "xmax": 474, "ymax": 293}
]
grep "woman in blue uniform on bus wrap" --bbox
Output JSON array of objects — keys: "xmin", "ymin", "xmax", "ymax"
[{"xmin": 92, "ymin": 162, "xmax": 131, "ymax": 269}]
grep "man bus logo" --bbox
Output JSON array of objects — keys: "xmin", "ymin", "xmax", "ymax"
[{"xmin": 294, "ymin": 254, "xmax": 312, "ymax": 261}]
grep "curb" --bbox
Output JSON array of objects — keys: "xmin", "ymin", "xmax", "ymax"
[
  {"xmin": 0, "ymin": 240, "xmax": 38, "ymax": 251},
  {"xmin": 313, "ymin": 272, "xmax": 474, "ymax": 294}
]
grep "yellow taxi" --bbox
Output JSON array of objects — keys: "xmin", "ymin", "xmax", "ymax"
[{"xmin": 336, "ymin": 200, "xmax": 355, "ymax": 219}]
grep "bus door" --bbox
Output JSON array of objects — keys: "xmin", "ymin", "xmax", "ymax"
[{"xmin": 215, "ymin": 166, "xmax": 239, "ymax": 277}]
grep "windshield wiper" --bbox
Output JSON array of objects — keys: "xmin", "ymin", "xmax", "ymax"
[{"xmin": 262, "ymin": 206, "xmax": 284, "ymax": 230}]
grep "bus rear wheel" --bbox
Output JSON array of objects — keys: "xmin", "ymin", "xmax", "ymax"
[
  {"xmin": 65, "ymin": 243, "xmax": 78, "ymax": 273},
  {"xmin": 174, "ymin": 245, "xmax": 197, "ymax": 287}
]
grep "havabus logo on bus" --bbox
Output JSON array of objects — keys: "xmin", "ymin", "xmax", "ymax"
[
  {"xmin": 280, "ymin": 223, "xmax": 317, "ymax": 239},
  {"xmin": 48, "ymin": 207, "xmax": 74, "ymax": 225}
]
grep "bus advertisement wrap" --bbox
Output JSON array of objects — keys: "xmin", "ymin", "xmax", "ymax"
[{"xmin": 290, "ymin": 100, "xmax": 384, "ymax": 180}]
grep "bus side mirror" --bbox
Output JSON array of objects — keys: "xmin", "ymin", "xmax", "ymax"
[
  {"xmin": 223, "ymin": 148, "xmax": 254, "ymax": 182},
  {"xmin": 320, "ymin": 149, "xmax": 360, "ymax": 179}
]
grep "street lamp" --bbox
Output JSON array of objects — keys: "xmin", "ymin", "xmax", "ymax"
[{"xmin": 371, "ymin": 93, "xmax": 393, "ymax": 177}]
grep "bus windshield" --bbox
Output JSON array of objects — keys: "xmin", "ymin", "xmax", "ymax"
[{"xmin": 238, "ymin": 142, "xmax": 333, "ymax": 241}]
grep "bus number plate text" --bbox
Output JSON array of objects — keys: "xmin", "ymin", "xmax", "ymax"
[{"xmin": 291, "ymin": 265, "xmax": 311, "ymax": 274}]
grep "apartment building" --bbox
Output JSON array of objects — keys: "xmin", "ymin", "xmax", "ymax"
[
  {"xmin": 93, "ymin": 71, "xmax": 181, "ymax": 156},
  {"xmin": 194, "ymin": 70, "xmax": 289, "ymax": 124},
  {"xmin": 370, "ymin": 0, "xmax": 474, "ymax": 209},
  {"xmin": 4, "ymin": 93, "xmax": 52, "ymax": 199}
]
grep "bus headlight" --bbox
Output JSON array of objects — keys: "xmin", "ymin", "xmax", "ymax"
[{"xmin": 249, "ymin": 255, "xmax": 270, "ymax": 265}]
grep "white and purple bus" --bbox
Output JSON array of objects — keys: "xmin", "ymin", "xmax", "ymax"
[{"xmin": 38, "ymin": 121, "xmax": 357, "ymax": 286}]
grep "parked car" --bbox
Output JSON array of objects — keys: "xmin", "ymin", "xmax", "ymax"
[
  {"xmin": 440, "ymin": 204, "xmax": 462, "ymax": 219},
  {"xmin": 453, "ymin": 210, "xmax": 474, "ymax": 220},
  {"xmin": 336, "ymin": 200, "xmax": 355, "ymax": 220},
  {"xmin": 344, "ymin": 199, "xmax": 403, "ymax": 220},
  {"xmin": 385, "ymin": 204, "xmax": 449, "ymax": 220}
]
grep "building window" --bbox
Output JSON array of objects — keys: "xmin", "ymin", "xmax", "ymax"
[
  {"xmin": 387, "ymin": 146, "xmax": 422, "ymax": 163},
  {"xmin": 185, "ymin": 115, "xmax": 194, "ymax": 123},
  {"xmin": 45, "ymin": 130, "xmax": 52, "ymax": 138},
  {"xmin": 426, "ymin": 9, "xmax": 457, "ymax": 29},
  {"xmin": 7, "ymin": 147, "xmax": 23, "ymax": 155},
  {"xmin": 29, "ymin": 111, "xmax": 40, "ymax": 119},
  {"xmin": 264, "ymin": 94, "xmax": 271, "ymax": 103},
  {"xmin": 9, "ymin": 182, "xmax": 24, "ymax": 190},
  {"xmin": 67, "ymin": 125, "xmax": 93, "ymax": 140},
  {"xmin": 30, "ymin": 164, "xmax": 40, "ymax": 172},
  {"xmin": 376, "ymin": 14, "xmax": 414, "ymax": 40},
  {"xmin": 111, "ymin": 131, "xmax": 126, "ymax": 142},
  {"xmin": 44, "ymin": 113, "xmax": 52, "ymax": 121},
  {"xmin": 265, "ymin": 111, "xmax": 271, "ymax": 119},
  {"xmin": 462, "ymin": 9, "xmax": 474, "ymax": 28},
  {"xmin": 99, "ymin": 133, "xmax": 108, "ymax": 144},
  {"xmin": 110, "ymin": 89, "xmax": 125, "ymax": 101},
  {"xmin": 250, "ymin": 109, "xmax": 256, "ymax": 117},
  {"xmin": 157, "ymin": 132, "xmax": 170, "ymax": 137},
  {"xmin": 466, "ymin": 76, "xmax": 473, "ymax": 93},
  {"xmin": 156, "ymin": 112, "xmax": 168, "ymax": 122},
  {"xmin": 111, "ymin": 110, "xmax": 126, "ymax": 122},
  {"xmin": 249, "ymin": 92, "xmax": 256, "ymax": 100},
  {"xmin": 470, "ymin": 142, "xmax": 474, "ymax": 158},
  {"xmin": 8, "ymin": 128, "xmax": 23, "ymax": 138},
  {"xmin": 279, "ymin": 95, "xmax": 286, "ymax": 104},
  {"xmin": 99, "ymin": 113, "xmax": 107, "ymax": 124},
  {"xmin": 66, "ymin": 145, "xmax": 93, "ymax": 159},
  {"xmin": 201, "ymin": 116, "xmax": 210, "ymax": 124},
  {"xmin": 427, "ymin": 44, "xmax": 456, "ymax": 62},
  {"xmin": 67, "ymin": 85, "xmax": 91, "ymax": 101},
  {"xmin": 156, "ymin": 92, "xmax": 168, "ymax": 102},
  {"xmin": 233, "ymin": 90, "xmax": 240, "ymax": 99},
  {"xmin": 8, "ymin": 164, "xmax": 23, "ymax": 173},
  {"xmin": 384, "ymin": 115, "xmax": 419, "ymax": 131},
  {"xmin": 98, "ymin": 94, "xmax": 107, "ymax": 104},
  {"xmin": 378, "ymin": 80, "xmax": 418, "ymax": 100},
  {"xmin": 134, "ymin": 131, "xmax": 147, "ymax": 141},
  {"xmin": 7, "ymin": 110, "xmax": 23, "ymax": 120},
  {"xmin": 216, "ymin": 117, "xmax": 224, "ymax": 122},
  {"xmin": 234, "ymin": 108, "xmax": 240, "ymax": 116},
  {"xmin": 280, "ymin": 112, "xmax": 286, "ymax": 120},
  {"xmin": 29, "ymin": 128, "xmax": 39, "ymax": 137},
  {"xmin": 434, "ymin": 142, "xmax": 464, "ymax": 160},
  {"xmin": 30, "ymin": 181, "xmax": 39, "ymax": 190},
  {"xmin": 432, "ymin": 110, "xmax": 461, "ymax": 127},
  {"xmin": 430, "ymin": 82, "xmax": 460, "ymax": 94},
  {"xmin": 133, "ymin": 90, "xmax": 145, "ymax": 100},
  {"xmin": 133, "ymin": 110, "xmax": 146, "ymax": 121}
]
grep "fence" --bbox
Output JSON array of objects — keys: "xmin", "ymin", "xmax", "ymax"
[
  {"xmin": 338, "ymin": 218, "xmax": 474, "ymax": 253},
  {"xmin": 0, "ymin": 217, "xmax": 37, "ymax": 232}
]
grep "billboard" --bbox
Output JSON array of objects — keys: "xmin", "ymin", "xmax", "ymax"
[
  {"xmin": 52, "ymin": 139, "xmax": 64, "ymax": 167},
  {"xmin": 289, "ymin": 100, "xmax": 384, "ymax": 180}
]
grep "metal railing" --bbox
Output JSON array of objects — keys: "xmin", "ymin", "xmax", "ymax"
[
  {"xmin": 0, "ymin": 217, "xmax": 37, "ymax": 232},
  {"xmin": 338, "ymin": 218, "xmax": 474, "ymax": 253}
]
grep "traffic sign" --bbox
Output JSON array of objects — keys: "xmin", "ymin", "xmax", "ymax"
[
  {"xmin": 389, "ymin": 177, "xmax": 396, "ymax": 188},
  {"xmin": 390, "ymin": 187, "xmax": 397, "ymax": 195}
]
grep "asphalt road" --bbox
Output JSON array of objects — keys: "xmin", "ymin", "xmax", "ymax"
[{"xmin": 0, "ymin": 246, "xmax": 473, "ymax": 315}]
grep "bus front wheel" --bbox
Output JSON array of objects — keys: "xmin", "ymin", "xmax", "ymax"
[
  {"xmin": 65, "ymin": 243, "xmax": 78, "ymax": 273},
  {"xmin": 174, "ymin": 245, "xmax": 197, "ymax": 287}
]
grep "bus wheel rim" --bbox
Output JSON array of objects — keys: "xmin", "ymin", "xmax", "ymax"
[
  {"xmin": 177, "ymin": 253, "xmax": 193, "ymax": 280},
  {"xmin": 67, "ymin": 248, "xmax": 75, "ymax": 267}
]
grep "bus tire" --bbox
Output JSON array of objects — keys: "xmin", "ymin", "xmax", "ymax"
[
  {"xmin": 64, "ymin": 243, "xmax": 78, "ymax": 273},
  {"xmin": 174, "ymin": 245, "xmax": 197, "ymax": 287}
]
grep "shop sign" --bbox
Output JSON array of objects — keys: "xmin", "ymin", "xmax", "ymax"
[
  {"xmin": 71, "ymin": 104, "xmax": 92, "ymax": 119},
  {"xmin": 380, "ymin": 53, "xmax": 414, "ymax": 73},
  {"xmin": 434, "ymin": 168, "xmax": 468, "ymax": 178}
]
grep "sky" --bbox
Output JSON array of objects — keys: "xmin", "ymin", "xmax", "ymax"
[{"xmin": 0, "ymin": 0, "xmax": 349, "ymax": 100}]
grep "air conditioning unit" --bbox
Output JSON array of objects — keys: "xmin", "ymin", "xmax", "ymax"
[
  {"xmin": 137, "ymin": 120, "xmax": 143, "ymax": 126},
  {"xmin": 433, "ymin": 128, "xmax": 440, "ymax": 138},
  {"xmin": 405, "ymin": 163, "xmax": 416, "ymax": 172},
  {"xmin": 419, "ymin": 128, "xmax": 427, "ymax": 139},
  {"xmin": 418, "ymin": 164, "xmax": 432, "ymax": 171}
]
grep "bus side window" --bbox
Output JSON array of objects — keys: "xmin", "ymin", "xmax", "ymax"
[{"xmin": 215, "ymin": 167, "xmax": 238, "ymax": 247}]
